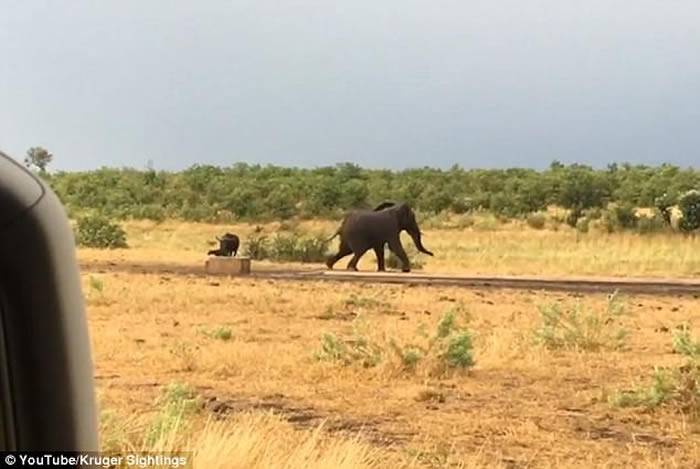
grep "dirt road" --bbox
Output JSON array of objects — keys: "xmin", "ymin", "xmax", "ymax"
[{"xmin": 80, "ymin": 260, "xmax": 700, "ymax": 296}]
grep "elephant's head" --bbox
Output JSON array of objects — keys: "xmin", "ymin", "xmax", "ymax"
[{"xmin": 395, "ymin": 203, "xmax": 434, "ymax": 256}]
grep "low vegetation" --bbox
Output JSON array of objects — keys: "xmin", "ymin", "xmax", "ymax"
[
  {"xmin": 37, "ymin": 161, "xmax": 698, "ymax": 234},
  {"xmin": 316, "ymin": 308, "xmax": 475, "ymax": 375},
  {"xmin": 89, "ymin": 269, "xmax": 700, "ymax": 467},
  {"xmin": 533, "ymin": 291, "xmax": 629, "ymax": 352},
  {"xmin": 610, "ymin": 326, "xmax": 700, "ymax": 417},
  {"xmin": 75, "ymin": 214, "xmax": 128, "ymax": 249}
]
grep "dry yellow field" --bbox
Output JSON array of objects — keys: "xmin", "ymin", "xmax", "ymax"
[
  {"xmin": 84, "ymin": 223, "xmax": 700, "ymax": 467},
  {"xmin": 77, "ymin": 218, "xmax": 700, "ymax": 279},
  {"xmin": 79, "ymin": 220, "xmax": 700, "ymax": 468}
]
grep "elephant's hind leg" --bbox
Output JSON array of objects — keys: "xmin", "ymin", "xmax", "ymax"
[
  {"xmin": 346, "ymin": 247, "xmax": 369, "ymax": 271},
  {"xmin": 326, "ymin": 241, "xmax": 352, "ymax": 269}
]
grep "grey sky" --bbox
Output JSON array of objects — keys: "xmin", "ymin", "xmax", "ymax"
[{"xmin": 1, "ymin": 1, "xmax": 698, "ymax": 171}]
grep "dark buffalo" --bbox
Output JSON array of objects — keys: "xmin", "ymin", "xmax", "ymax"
[{"xmin": 207, "ymin": 232, "xmax": 240, "ymax": 257}]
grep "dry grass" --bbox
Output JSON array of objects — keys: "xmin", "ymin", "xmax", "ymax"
[
  {"xmin": 77, "ymin": 218, "xmax": 700, "ymax": 278},
  {"xmin": 87, "ymin": 261, "xmax": 700, "ymax": 467}
]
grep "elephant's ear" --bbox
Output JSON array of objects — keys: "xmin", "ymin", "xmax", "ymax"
[{"xmin": 373, "ymin": 201, "xmax": 396, "ymax": 211}]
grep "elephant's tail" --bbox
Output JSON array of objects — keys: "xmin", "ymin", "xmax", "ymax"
[{"xmin": 324, "ymin": 230, "xmax": 340, "ymax": 243}]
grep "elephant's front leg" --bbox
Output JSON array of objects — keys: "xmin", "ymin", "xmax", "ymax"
[
  {"xmin": 373, "ymin": 246, "xmax": 386, "ymax": 272},
  {"xmin": 387, "ymin": 238, "xmax": 411, "ymax": 272}
]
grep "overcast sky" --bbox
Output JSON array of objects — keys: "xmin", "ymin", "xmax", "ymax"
[{"xmin": 1, "ymin": 1, "xmax": 698, "ymax": 171}]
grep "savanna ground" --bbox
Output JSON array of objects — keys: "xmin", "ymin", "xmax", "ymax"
[{"xmin": 83, "ymin": 218, "xmax": 700, "ymax": 468}]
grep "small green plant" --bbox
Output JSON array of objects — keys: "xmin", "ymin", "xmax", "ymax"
[
  {"xmin": 672, "ymin": 325, "xmax": 700, "ymax": 357},
  {"xmin": 75, "ymin": 215, "xmax": 128, "ymax": 249},
  {"xmin": 388, "ymin": 340, "xmax": 424, "ymax": 371},
  {"xmin": 533, "ymin": 290, "xmax": 628, "ymax": 352},
  {"xmin": 440, "ymin": 332, "xmax": 475, "ymax": 368},
  {"xmin": 85, "ymin": 275, "xmax": 108, "ymax": 305},
  {"xmin": 88, "ymin": 275, "xmax": 104, "ymax": 296},
  {"xmin": 201, "ymin": 326, "xmax": 233, "ymax": 341},
  {"xmin": 343, "ymin": 293, "xmax": 389, "ymax": 310},
  {"xmin": 609, "ymin": 368, "xmax": 675, "ymax": 408},
  {"xmin": 388, "ymin": 307, "xmax": 475, "ymax": 374},
  {"xmin": 315, "ymin": 307, "xmax": 474, "ymax": 374},
  {"xmin": 526, "ymin": 213, "xmax": 547, "ymax": 230},
  {"xmin": 610, "ymin": 327, "xmax": 700, "ymax": 415},
  {"xmin": 314, "ymin": 324, "xmax": 383, "ymax": 368},
  {"xmin": 146, "ymin": 382, "xmax": 202, "ymax": 445},
  {"xmin": 316, "ymin": 333, "xmax": 349, "ymax": 362}
]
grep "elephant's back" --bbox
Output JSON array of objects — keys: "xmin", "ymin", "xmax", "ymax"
[{"xmin": 342, "ymin": 210, "xmax": 397, "ymax": 235}]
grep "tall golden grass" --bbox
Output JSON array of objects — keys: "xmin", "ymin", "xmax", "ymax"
[{"xmin": 78, "ymin": 216, "xmax": 700, "ymax": 278}]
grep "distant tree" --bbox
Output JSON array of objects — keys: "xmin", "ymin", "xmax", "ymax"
[
  {"xmin": 421, "ymin": 186, "xmax": 453, "ymax": 214},
  {"xmin": 678, "ymin": 190, "xmax": 700, "ymax": 233},
  {"xmin": 553, "ymin": 165, "xmax": 611, "ymax": 226},
  {"xmin": 653, "ymin": 192, "xmax": 677, "ymax": 226},
  {"xmin": 24, "ymin": 147, "xmax": 53, "ymax": 173}
]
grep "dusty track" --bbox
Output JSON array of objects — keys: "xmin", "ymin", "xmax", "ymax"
[{"xmin": 80, "ymin": 260, "xmax": 700, "ymax": 296}]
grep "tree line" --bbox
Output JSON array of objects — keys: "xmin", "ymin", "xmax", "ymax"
[{"xmin": 38, "ymin": 161, "xmax": 699, "ymax": 228}]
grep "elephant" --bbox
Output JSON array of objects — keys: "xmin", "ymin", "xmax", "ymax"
[
  {"xmin": 325, "ymin": 202, "xmax": 434, "ymax": 272},
  {"xmin": 207, "ymin": 232, "xmax": 240, "ymax": 257}
]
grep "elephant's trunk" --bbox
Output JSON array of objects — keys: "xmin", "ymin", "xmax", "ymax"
[{"xmin": 408, "ymin": 229, "xmax": 434, "ymax": 256}]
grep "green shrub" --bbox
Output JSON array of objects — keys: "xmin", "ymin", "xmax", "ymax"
[
  {"xmin": 610, "ymin": 327, "xmax": 700, "ymax": 415},
  {"xmin": 575, "ymin": 217, "xmax": 590, "ymax": 234},
  {"xmin": 678, "ymin": 190, "xmax": 700, "ymax": 232},
  {"xmin": 609, "ymin": 368, "xmax": 676, "ymax": 408},
  {"xmin": 75, "ymin": 215, "xmax": 128, "ymax": 249},
  {"xmin": 566, "ymin": 210, "xmax": 582, "ymax": 228},
  {"xmin": 440, "ymin": 332, "xmax": 474, "ymax": 368},
  {"xmin": 269, "ymin": 232, "xmax": 331, "ymax": 263},
  {"xmin": 201, "ymin": 326, "xmax": 233, "ymax": 341},
  {"xmin": 314, "ymin": 329, "xmax": 383, "ymax": 368},
  {"xmin": 654, "ymin": 192, "xmax": 676, "ymax": 226},
  {"xmin": 270, "ymin": 233, "xmax": 298, "ymax": 260},
  {"xmin": 42, "ymin": 163, "xmax": 700, "ymax": 223},
  {"xmin": 533, "ymin": 290, "xmax": 628, "ymax": 352},
  {"xmin": 583, "ymin": 207, "xmax": 603, "ymax": 220},
  {"xmin": 526, "ymin": 213, "xmax": 547, "ymax": 230},
  {"xmin": 146, "ymin": 383, "xmax": 202, "ymax": 445},
  {"xmin": 316, "ymin": 307, "xmax": 475, "ymax": 375},
  {"xmin": 594, "ymin": 211, "xmax": 617, "ymax": 233},
  {"xmin": 672, "ymin": 325, "xmax": 700, "ymax": 357},
  {"xmin": 389, "ymin": 307, "xmax": 475, "ymax": 374},
  {"xmin": 450, "ymin": 197, "xmax": 475, "ymax": 214},
  {"xmin": 636, "ymin": 215, "xmax": 667, "ymax": 234},
  {"xmin": 242, "ymin": 227, "xmax": 270, "ymax": 260},
  {"xmin": 294, "ymin": 235, "xmax": 331, "ymax": 262},
  {"xmin": 612, "ymin": 204, "xmax": 639, "ymax": 229}
]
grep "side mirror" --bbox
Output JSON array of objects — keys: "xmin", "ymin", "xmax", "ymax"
[{"xmin": 0, "ymin": 152, "xmax": 98, "ymax": 453}]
